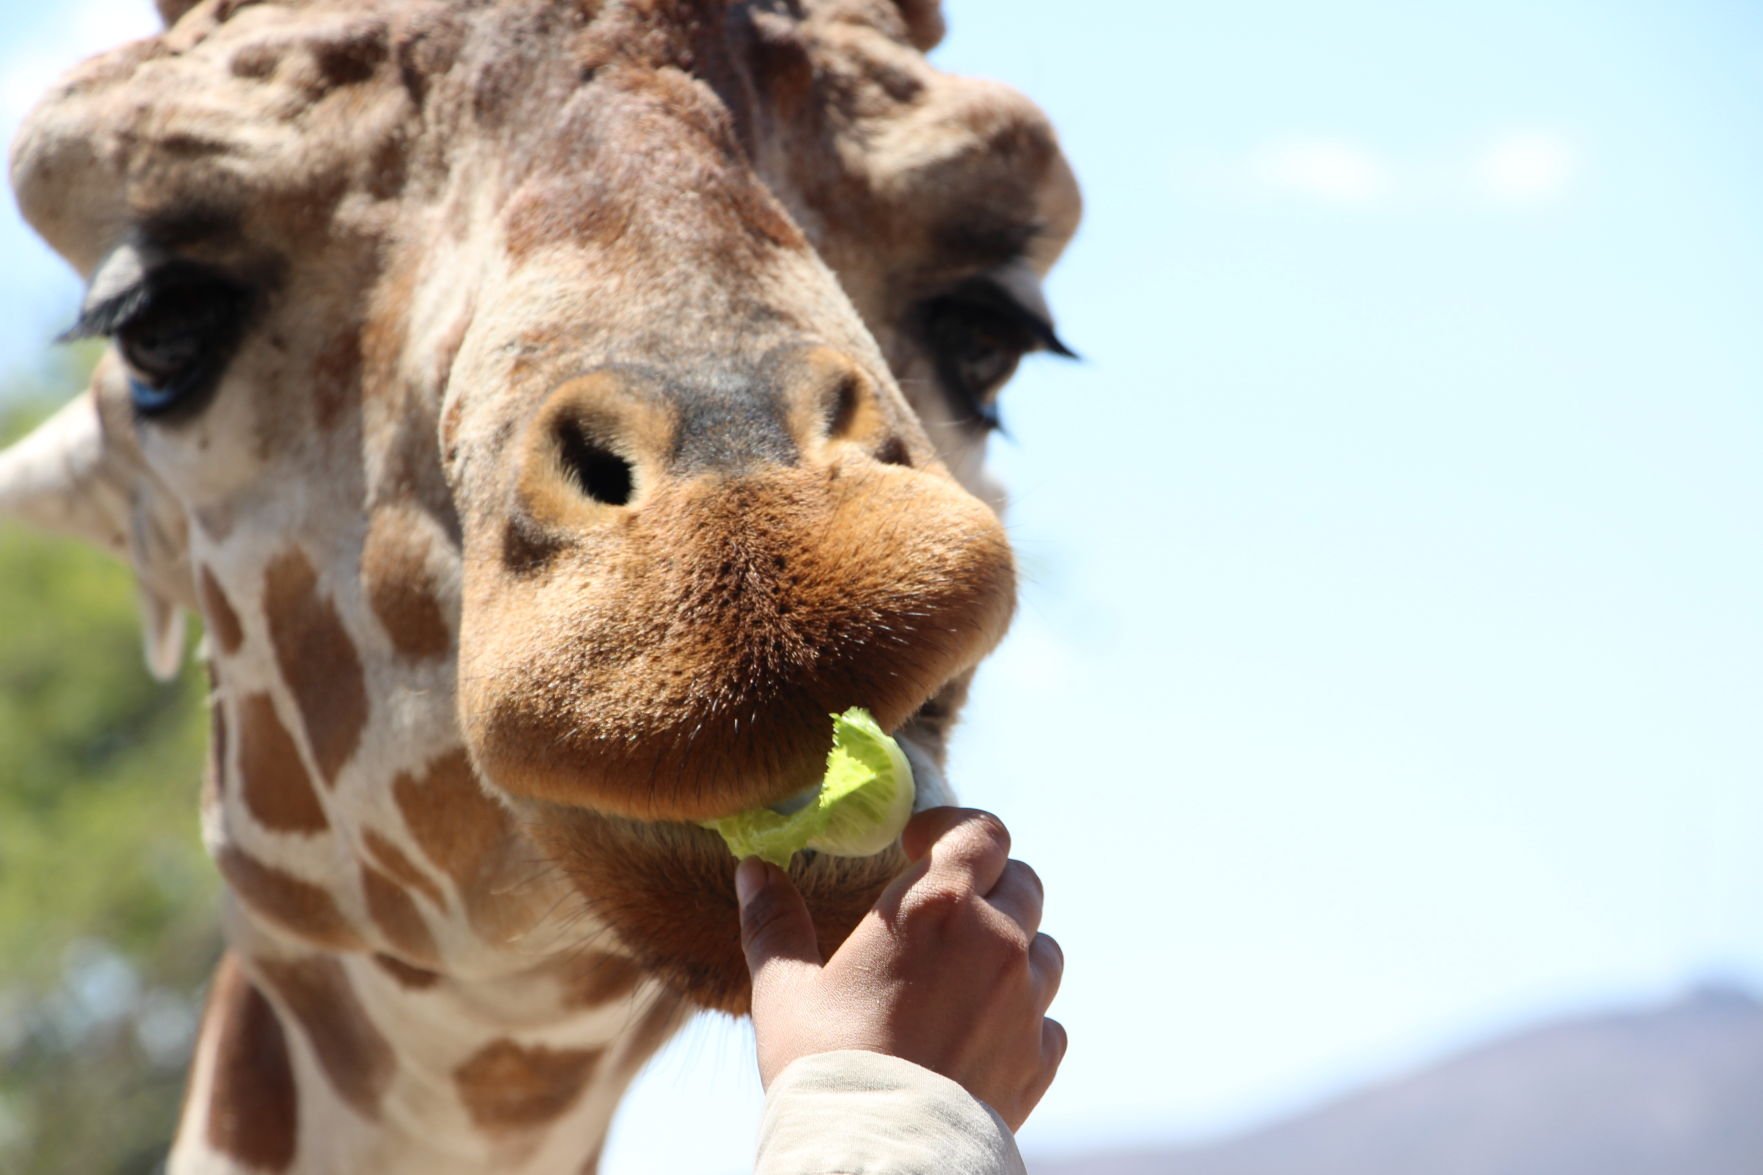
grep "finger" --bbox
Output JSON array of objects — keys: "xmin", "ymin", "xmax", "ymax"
[
  {"xmin": 901, "ymin": 806, "xmax": 1010, "ymax": 864},
  {"xmin": 1032, "ymin": 1017, "xmax": 1069, "ymax": 1101},
  {"xmin": 984, "ymin": 859, "xmax": 1044, "ymax": 937},
  {"xmin": 1008, "ymin": 1018, "xmax": 1069, "ymax": 1133},
  {"xmin": 913, "ymin": 808, "xmax": 1011, "ymax": 891},
  {"xmin": 737, "ymin": 858, "xmax": 822, "ymax": 1005},
  {"xmin": 1042, "ymin": 1017, "xmax": 1069, "ymax": 1072},
  {"xmin": 1028, "ymin": 932, "xmax": 1064, "ymax": 1011}
]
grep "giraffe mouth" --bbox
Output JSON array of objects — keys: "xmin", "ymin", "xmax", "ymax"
[
  {"xmin": 705, "ymin": 718, "xmax": 954, "ymax": 824},
  {"xmin": 693, "ymin": 706, "xmax": 961, "ymax": 847},
  {"xmin": 519, "ymin": 712, "xmax": 954, "ymax": 1013}
]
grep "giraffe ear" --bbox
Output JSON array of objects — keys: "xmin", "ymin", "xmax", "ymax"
[
  {"xmin": 0, "ymin": 392, "xmax": 132, "ymax": 555},
  {"xmin": 0, "ymin": 383, "xmax": 192, "ymax": 681}
]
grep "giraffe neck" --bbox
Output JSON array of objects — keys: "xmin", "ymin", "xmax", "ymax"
[
  {"xmin": 171, "ymin": 939, "xmax": 687, "ymax": 1173},
  {"xmin": 179, "ymin": 510, "xmax": 692, "ymax": 1171}
]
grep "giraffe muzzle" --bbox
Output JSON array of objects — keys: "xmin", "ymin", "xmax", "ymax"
[{"xmin": 456, "ymin": 349, "xmax": 1016, "ymax": 826}]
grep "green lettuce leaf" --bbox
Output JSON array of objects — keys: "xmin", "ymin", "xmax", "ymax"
[{"xmin": 700, "ymin": 707, "xmax": 915, "ymax": 867}]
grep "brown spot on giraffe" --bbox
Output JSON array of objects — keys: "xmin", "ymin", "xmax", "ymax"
[
  {"xmin": 394, "ymin": 749, "xmax": 525, "ymax": 942},
  {"xmin": 198, "ymin": 565, "xmax": 244, "ymax": 653},
  {"xmin": 361, "ymin": 506, "xmax": 451, "ymax": 658},
  {"xmin": 394, "ymin": 749, "xmax": 512, "ymax": 889},
  {"xmin": 359, "ymin": 248, "xmax": 416, "ymax": 401},
  {"xmin": 312, "ymin": 329, "xmax": 362, "ymax": 433},
  {"xmin": 503, "ymin": 67, "xmax": 805, "ymax": 264},
  {"xmin": 453, "ymin": 1039, "xmax": 603, "ymax": 1134},
  {"xmin": 261, "ymin": 547, "xmax": 369, "ymax": 785},
  {"xmin": 392, "ymin": 9, "xmax": 465, "ymax": 108},
  {"xmin": 237, "ymin": 693, "xmax": 330, "ymax": 834},
  {"xmin": 559, "ymin": 951, "xmax": 646, "ymax": 1010},
  {"xmin": 218, "ymin": 848, "xmax": 363, "ymax": 951},
  {"xmin": 360, "ymin": 861, "xmax": 439, "ymax": 962},
  {"xmin": 201, "ymin": 954, "xmax": 298, "ymax": 1171},
  {"xmin": 258, "ymin": 955, "xmax": 396, "ymax": 1118},
  {"xmin": 362, "ymin": 828, "xmax": 444, "ymax": 908},
  {"xmin": 307, "ymin": 17, "xmax": 389, "ymax": 89},
  {"xmin": 440, "ymin": 393, "xmax": 466, "ymax": 467}
]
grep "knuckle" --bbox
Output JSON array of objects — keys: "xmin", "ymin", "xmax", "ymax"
[
  {"xmin": 994, "ymin": 939, "xmax": 1033, "ymax": 983},
  {"xmin": 975, "ymin": 907, "xmax": 1033, "ymax": 969},
  {"xmin": 1043, "ymin": 1018, "xmax": 1069, "ymax": 1064},
  {"xmin": 1030, "ymin": 933, "xmax": 1064, "ymax": 1006},
  {"xmin": 899, "ymin": 876, "xmax": 970, "ymax": 925},
  {"xmin": 935, "ymin": 811, "xmax": 1009, "ymax": 871},
  {"xmin": 964, "ymin": 809, "xmax": 1011, "ymax": 854},
  {"xmin": 994, "ymin": 910, "xmax": 1034, "ymax": 955}
]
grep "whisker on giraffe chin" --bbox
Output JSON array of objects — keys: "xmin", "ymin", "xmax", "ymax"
[
  {"xmin": 549, "ymin": 922, "xmax": 628, "ymax": 975},
  {"xmin": 490, "ymin": 854, "xmax": 566, "ymax": 898},
  {"xmin": 522, "ymin": 882, "xmax": 594, "ymax": 940}
]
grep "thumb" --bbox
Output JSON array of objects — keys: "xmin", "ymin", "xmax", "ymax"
[{"xmin": 737, "ymin": 857, "xmax": 822, "ymax": 1002}]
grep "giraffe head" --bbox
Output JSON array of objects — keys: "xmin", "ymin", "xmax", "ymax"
[{"xmin": 0, "ymin": 0, "xmax": 1079, "ymax": 1011}]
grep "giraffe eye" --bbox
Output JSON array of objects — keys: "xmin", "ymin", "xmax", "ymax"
[
  {"xmin": 70, "ymin": 262, "xmax": 250, "ymax": 418},
  {"xmin": 918, "ymin": 276, "xmax": 1074, "ymax": 432}
]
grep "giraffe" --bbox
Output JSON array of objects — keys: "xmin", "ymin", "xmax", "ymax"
[{"xmin": 0, "ymin": 0, "xmax": 1081, "ymax": 1170}]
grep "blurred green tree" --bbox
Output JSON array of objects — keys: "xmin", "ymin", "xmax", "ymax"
[{"xmin": 0, "ymin": 349, "xmax": 219, "ymax": 1174}]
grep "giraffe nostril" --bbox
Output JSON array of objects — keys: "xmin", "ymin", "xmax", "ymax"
[
  {"xmin": 555, "ymin": 420, "xmax": 633, "ymax": 507},
  {"xmin": 876, "ymin": 436, "xmax": 912, "ymax": 468},
  {"xmin": 824, "ymin": 372, "xmax": 861, "ymax": 440}
]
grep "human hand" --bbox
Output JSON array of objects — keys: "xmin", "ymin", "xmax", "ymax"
[{"xmin": 737, "ymin": 807, "xmax": 1066, "ymax": 1131}]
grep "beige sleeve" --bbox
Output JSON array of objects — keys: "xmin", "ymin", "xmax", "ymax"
[{"xmin": 753, "ymin": 1050, "xmax": 1027, "ymax": 1175}]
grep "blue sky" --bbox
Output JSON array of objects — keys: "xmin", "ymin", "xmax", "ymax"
[{"xmin": 3, "ymin": 1, "xmax": 1759, "ymax": 1170}]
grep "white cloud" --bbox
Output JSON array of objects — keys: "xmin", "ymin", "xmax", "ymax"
[
  {"xmin": 1251, "ymin": 138, "xmax": 1394, "ymax": 207},
  {"xmin": 1473, "ymin": 131, "xmax": 1576, "ymax": 207},
  {"xmin": 1233, "ymin": 129, "xmax": 1579, "ymax": 214}
]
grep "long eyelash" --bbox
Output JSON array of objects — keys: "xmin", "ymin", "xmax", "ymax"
[
  {"xmin": 60, "ymin": 285, "xmax": 154, "ymax": 342},
  {"xmin": 60, "ymin": 262, "xmax": 243, "ymax": 344},
  {"xmin": 1037, "ymin": 321, "xmax": 1079, "ymax": 360},
  {"xmin": 942, "ymin": 277, "xmax": 1079, "ymax": 360}
]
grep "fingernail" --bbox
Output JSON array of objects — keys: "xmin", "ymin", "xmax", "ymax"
[{"xmin": 735, "ymin": 857, "xmax": 765, "ymax": 909}]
